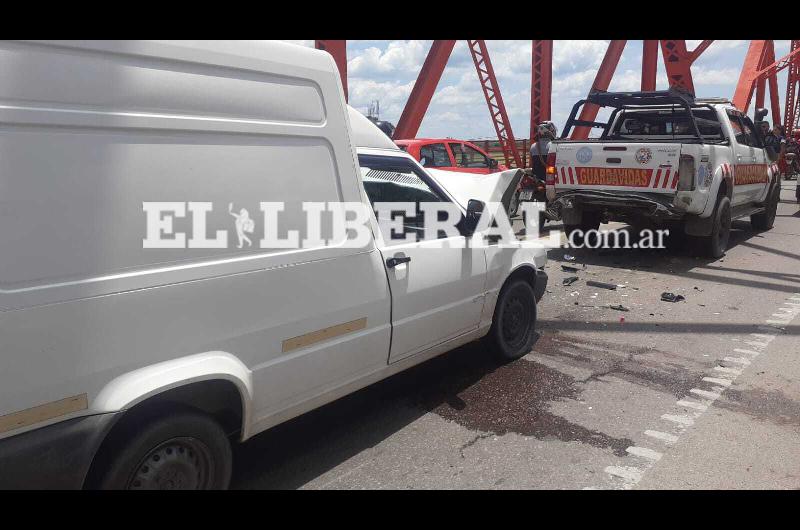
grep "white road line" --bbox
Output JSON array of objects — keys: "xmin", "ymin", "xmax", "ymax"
[
  {"xmin": 604, "ymin": 466, "xmax": 643, "ymax": 482},
  {"xmin": 553, "ymin": 339, "xmax": 629, "ymax": 356},
  {"xmin": 677, "ymin": 399, "xmax": 708, "ymax": 411},
  {"xmin": 702, "ymin": 377, "xmax": 732, "ymax": 387},
  {"xmin": 715, "ymin": 366, "xmax": 743, "ymax": 376},
  {"xmin": 593, "ymin": 299, "xmax": 789, "ymax": 491},
  {"xmin": 662, "ymin": 414, "xmax": 695, "ymax": 426},
  {"xmin": 724, "ymin": 356, "xmax": 751, "ymax": 365},
  {"xmin": 558, "ymin": 348, "xmax": 585, "ymax": 359},
  {"xmin": 691, "ymin": 388, "xmax": 721, "ymax": 400},
  {"xmin": 626, "ymin": 446, "xmax": 663, "ymax": 461},
  {"xmin": 644, "ymin": 430, "xmax": 678, "ymax": 444}
]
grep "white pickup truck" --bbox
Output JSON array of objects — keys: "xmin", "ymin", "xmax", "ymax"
[
  {"xmin": 0, "ymin": 40, "xmax": 547, "ymax": 489},
  {"xmin": 546, "ymin": 89, "xmax": 781, "ymax": 257}
]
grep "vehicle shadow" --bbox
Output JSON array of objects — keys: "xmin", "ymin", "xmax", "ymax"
[
  {"xmin": 230, "ymin": 342, "xmax": 500, "ymax": 489},
  {"xmin": 543, "ymin": 220, "xmax": 759, "ymax": 277}
]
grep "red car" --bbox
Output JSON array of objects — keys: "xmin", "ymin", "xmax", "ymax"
[{"xmin": 395, "ymin": 138, "xmax": 507, "ymax": 174}]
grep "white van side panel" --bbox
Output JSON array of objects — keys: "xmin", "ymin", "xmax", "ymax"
[{"xmin": 0, "ymin": 40, "xmax": 391, "ymax": 440}]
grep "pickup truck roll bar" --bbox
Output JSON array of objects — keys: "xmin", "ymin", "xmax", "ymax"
[{"xmin": 560, "ymin": 88, "xmax": 706, "ymax": 142}]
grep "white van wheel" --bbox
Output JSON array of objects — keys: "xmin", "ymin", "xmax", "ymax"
[
  {"xmin": 94, "ymin": 410, "xmax": 232, "ymax": 490},
  {"xmin": 485, "ymin": 279, "xmax": 537, "ymax": 362}
]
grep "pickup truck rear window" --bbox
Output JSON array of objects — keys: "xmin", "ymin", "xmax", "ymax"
[{"xmin": 609, "ymin": 109, "xmax": 723, "ymax": 141}]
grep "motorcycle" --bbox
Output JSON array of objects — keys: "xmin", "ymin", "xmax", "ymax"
[{"xmin": 510, "ymin": 168, "xmax": 556, "ymax": 229}]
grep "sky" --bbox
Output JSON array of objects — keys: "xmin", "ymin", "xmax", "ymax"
[{"xmin": 280, "ymin": 40, "xmax": 791, "ymax": 140}]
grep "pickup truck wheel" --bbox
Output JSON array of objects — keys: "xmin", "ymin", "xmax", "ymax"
[
  {"xmin": 486, "ymin": 279, "xmax": 537, "ymax": 362},
  {"xmin": 94, "ymin": 409, "xmax": 232, "ymax": 490},
  {"xmin": 565, "ymin": 212, "xmax": 601, "ymax": 247},
  {"xmin": 698, "ymin": 195, "xmax": 731, "ymax": 259},
  {"xmin": 751, "ymin": 187, "xmax": 779, "ymax": 231}
]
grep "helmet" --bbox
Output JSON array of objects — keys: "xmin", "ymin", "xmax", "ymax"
[{"xmin": 537, "ymin": 121, "xmax": 557, "ymax": 139}]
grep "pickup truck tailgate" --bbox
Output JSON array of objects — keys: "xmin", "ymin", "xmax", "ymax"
[{"xmin": 554, "ymin": 142, "xmax": 681, "ymax": 194}]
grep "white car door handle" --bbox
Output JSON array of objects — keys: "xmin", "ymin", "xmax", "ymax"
[{"xmin": 386, "ymin": 256, "xmax": 411, "ymax": 268}]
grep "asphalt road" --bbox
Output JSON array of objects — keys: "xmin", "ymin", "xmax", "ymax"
[{"xmin": 231, "ymin": 182, "xmax": 800, "ymax": 490}]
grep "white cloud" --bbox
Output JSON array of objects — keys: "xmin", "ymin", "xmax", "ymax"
[
  {"xmin": 553, "ymin": 40, "xmax": 610, "ymax": 71},
  {"xmin": 347, "ymin": 40, "xmax": 429, "ymax": 78},
  {"xmin": 692, "ymin": 66, "xmax": 742, "ymax": 86},
  {"xmin": 686, "ymin": 40, "xmax": 746, "ymax": 58}
]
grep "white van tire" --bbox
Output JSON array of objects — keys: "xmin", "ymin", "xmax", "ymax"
[
  {"xmin": 485, "ymin": 279, "xmax": 537, "ymax": 362},
  {"xmin": 94, "ymin": 409, "xmax": 232, "ymax": 490}
]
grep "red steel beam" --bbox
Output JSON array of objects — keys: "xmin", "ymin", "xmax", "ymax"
[
  {"xmin": 315, "ymin": 40, "xmax": 347, "ymax": 101},
  {"xmin": 467, "ymin": 40, "xmax": 522, "ymax": 168},
  {"xmin": 733, "ymin": 40, "xmax": 771, "ymax": 113},
  {"xmin": 641, "ymin": 40, "xmax": 658, "ymax": 91},
  {"xmin": 530, "ymin": 40, "xmax": 553, "ymax": 141},
  {"xmin": 571, "ymin": 40, "xmax": 627, "ymax": 140},
  {"xmin": 393, "ymin": 40, "xmax": 456, "ymax": 140},
  {"xmin": 764, "ymin": 41, "xmax": 782, "ymax": 125},
  {"xmin": 754, "ymin": 44, "xmax": 800, "ymax": 80},
  {"xmin": 784, "ymin": 40, "xmax": 800, "ymax": 134},
  {"xmin": 688, "ymin": 40, "xmax": 714, "ymax": 62},
  {"xmin": 660, "ymin": 40, "xmax": 696, "ymax": 94}
]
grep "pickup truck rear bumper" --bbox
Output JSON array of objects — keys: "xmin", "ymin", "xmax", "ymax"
[
  {"xmin": 554, "ymin": 190, "xmax": 684, "ymax": 219},
  {"xmin": 0, "ymin": 412, "xmax": 120, "ymax": 489}
]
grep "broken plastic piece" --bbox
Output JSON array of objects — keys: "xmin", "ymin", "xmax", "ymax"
[
  {"xmin": 608, "ymin": 304, "xmax": 629, "ymax": 312},
  {"xmin": 661, "ymin": 292, "xmax": 685, "ymax": 303},
  {"xmin": 586, "ymin": 280, "xmax": 617, "ymax": 290},
  {"xmin": 561, "ymin": 265, "xmax": 580, "ymax": 273},
  {"xmin": 563, "ymin": 276, "xmax": 579, "ymax": 286}
]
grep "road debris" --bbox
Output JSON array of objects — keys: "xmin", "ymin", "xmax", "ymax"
[
  {"xmin": 586, "ymin": 280, "xmax": 617, "ymax": 290},
  {"xmin": 563, "ymin": 276, "xmax": 579, "ymax": 286},
  {"xmin": 561, "ymin": 265, "xmax": 581, "ymax": 273},
  {"xmin": 661, "ymin": 292, "xmax": 686, "ymax": 303},
  {"xmin": 564, "ymin": 254, "xmax": 576, "ymax": 261},
  {"xmin": 608, "ymin": 304, "xmax": 630, "ymax": 312}
]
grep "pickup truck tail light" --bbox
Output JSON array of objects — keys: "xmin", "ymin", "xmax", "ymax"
[
  {"xmin": 678, "ymin": 154, "xmax": 696, "ymax": 191},
  {"xmin": 545, "ymin": 152, "xmax": 557, "ymax": 186}
]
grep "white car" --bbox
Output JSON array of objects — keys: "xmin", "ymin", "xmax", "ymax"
[{"xmin": 0, "ymin": 40, "xmax": 548, "ymax": 489}]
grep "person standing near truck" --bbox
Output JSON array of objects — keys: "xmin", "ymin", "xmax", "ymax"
[
  {"xmin": 761, "ymin": 121, "xmax": 785, "ymax": 158},
  {"xmin": 530, "ymin": 121, "xmax": 557, "ymax": 179}
]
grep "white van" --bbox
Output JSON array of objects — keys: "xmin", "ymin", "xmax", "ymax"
[{"xmin": 0, "ymin": 40, "xmax": 548, "ymax": 489}]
